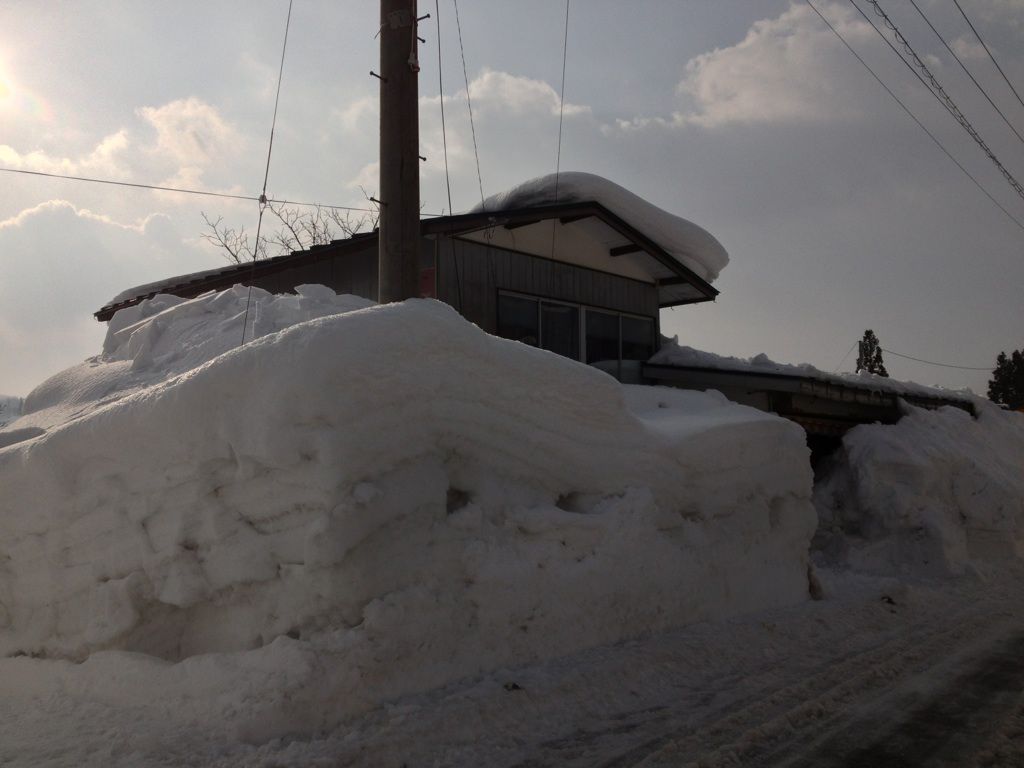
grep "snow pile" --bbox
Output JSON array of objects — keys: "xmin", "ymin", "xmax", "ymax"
[
  {"xmin": 473, "ymin": 172, "xmax": 730, "ymax": 283},
  {"xmin": 0, "ymin": 286, "xmax": 815, "ymax": 732},
  {"xmin": 0, "ymin": 395, "xmax": 21, "ymax": 429},
  {"xmin": 652, "ymin": 339, "xmax": 975, "ymax": 402},
  {"xmin": 7, "ymin": 284, "xmax": 373, "ymax": 440},
  {"xmin": 815, "ymin": 402, "xmax": 1024, "ymax": 575}
]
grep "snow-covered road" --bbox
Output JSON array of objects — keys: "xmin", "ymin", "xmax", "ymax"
[
  {"xmin": 781, "ymin": 631, "xmax": 1024, "ymax": 768},
  {"xmin": 4, "ymin": 564, "xmax": 1018, "ymax": 767}
]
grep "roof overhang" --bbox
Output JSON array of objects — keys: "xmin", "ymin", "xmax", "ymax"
[{"xmin": 422, "ymin": 201, "xmax": 718, "ymax": 307}]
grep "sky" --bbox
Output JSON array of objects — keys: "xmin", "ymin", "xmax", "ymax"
[{"xmin": 0, "ymin": 0, "xmax": 1022, "ymax": 397}]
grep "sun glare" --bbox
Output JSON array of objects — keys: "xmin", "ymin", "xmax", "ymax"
[{"xmin": 0, "ymin": 60, "xmax": 53, "ymax": 121}]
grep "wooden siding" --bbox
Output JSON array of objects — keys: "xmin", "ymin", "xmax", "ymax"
[
  {"xmin": 246, "ymin": 243, "xmax": 378, "ymax": 300},
  {"xmin": 131, "ymin": 234, "xmax": 660, "ymax": 338},
  {"xmin": 434, "ymin": 237, "xmax": 659, "ymax": 334}
]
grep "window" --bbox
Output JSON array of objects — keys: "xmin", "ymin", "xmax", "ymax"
[
  {"xmin": 497, "ymin": 294, "xmax": 539, "ymax": 347},
  {"xmin": 541, "ymin": 302, "xmax": 579, "ymax": 360},
  {"xmin": 586, "ymin": 310, "xmax": 619, "ymax": 365},
  {"xmin": 621, "ymin": 316, "xmax": 655, "ymax": 361},
  {"xmin": 497, "ymin": 291, "xmax": 655, "ymax": 369}
]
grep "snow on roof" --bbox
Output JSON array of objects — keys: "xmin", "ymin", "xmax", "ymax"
[
  {"xmin": 104, "ymin": 263, "xmax": 237, "ymax": 308},
  {"xmin": 471, "ymin": 172, "xmax": 730, "ymax": 283},
  {"xmin": 650, "ymin": 340, "xmax": 978, "ymax": 403}
]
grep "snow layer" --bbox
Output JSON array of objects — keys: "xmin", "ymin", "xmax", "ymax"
[
  {"xmin": 651, "ymin": 339, "xmax": 976, "ymax": 402},
  {"xmin": 472, "ymin": 172, "xmax": 730, "ymax": 283},
  {"xmin": 0, "ymin": 285, "xmax": 814, "ymax": 732},
  {"xmin": 815, "ymin": 401, "xmax": 1024, "ymax": 575},
  {"xmin": 104, "ymin": 263, "xmax": 241, "ymax": 309}
]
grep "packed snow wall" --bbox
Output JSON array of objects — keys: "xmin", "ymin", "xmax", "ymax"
[
  {"xmin": 814, "ymin": 401, "xmax": 1024, "ymax": 575},
  {"xmin": 0, "ymin": 286, "xmax": 816, "ymax": 723}
]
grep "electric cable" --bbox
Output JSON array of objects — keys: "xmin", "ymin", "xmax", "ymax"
[
  {"xmin": 241, "ymin": 0, "xmax": 293, "ymax": 346},
  {"xmin": 552, "ymin": 0, "xmax": 570, "ymax": 205},
  {"xmin": 549, "ymin": 0, "xmax": 570, "ymax": 261},
  {"xmin": 853, "ymin": 0, "xmax": 1024, "ymax": 206},
  {"xmin": 880, "ymin": 348, "xmax": 992, "ymax": 371},
  {"xmin": 908, "ymin": 0, "xmax": 1024, "ymax": 149},
  {"xmin": 833, "ymin": 340, "xmax": 859, "ymax": 373},
  {"xmin": 453, "ymin": 0, "xmax": 485, "ymax": 208},
  {"xmin": 805, "ymin": 0, "xmax": 1024, "ymax": 233},
  {"xmin": 0, "ymin": 165, "xmax": 375, "ymax": 212},
  {"xmin": 953, "ymin": 0, "xmax": 1024, "ymax": 114},
  {"xmin": 435, "ymin": 0, "xmax": 463, "ymax": 312}
]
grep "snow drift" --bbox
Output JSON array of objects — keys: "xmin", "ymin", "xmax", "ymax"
[
  {"xmin": 815, "ymin": 402, "xmax": 1024, "ymax": 575},
  {"xmin": 473, "ymin": 172, "xmax": 730, "ymax": 283},
  {"xmin": 0, "ymin": 285, "xmax": 814, "ymax": 730}
]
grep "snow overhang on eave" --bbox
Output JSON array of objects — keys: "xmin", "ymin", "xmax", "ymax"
[{"xmin": 422, "ymin": 202, "xmax": 719, "ymax": 307}]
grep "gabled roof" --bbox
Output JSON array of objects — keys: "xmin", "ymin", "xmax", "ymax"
[{"xmin": 95, "ymin": 202, "xmax": 719, "ymax": 321}]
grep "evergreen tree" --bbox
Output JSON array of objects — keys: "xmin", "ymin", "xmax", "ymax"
[
  {"xmin": 988, "ymin": 349, "xmax": 1024, "ymax": 410},
  {"xmin": 855, "ymin": 329, "xmax": 889, "ymax": 377}
]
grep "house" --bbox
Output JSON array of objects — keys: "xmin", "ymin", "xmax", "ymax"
[
  {"xmin": 96, "ymin": 174, "xmax": 727, "ymax": 382},
  {"xmin": 94, "ymin": 172, "xmax": 973, "ymax": 447}
]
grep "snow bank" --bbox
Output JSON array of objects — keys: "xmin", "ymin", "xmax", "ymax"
[
  {"xmin": 472, "ymin": 172, "xmax": 730, "ymax": 283},
  {"xmin": 0, "ymin": 286, "xmax": 814, "ymax": 732},
  {"xmin": 0, "ymin": 395, "xmax": 21, "ymax": 429},
  {"xmin": 652, "ymin": 339, "xmax": 975, "ymax": 402},
  {"xmin": 814, "ymin": 402, "xmax": 1024, "ymax": 575},
  {"xmin": 8, "ymin": 284, "xmax": 373, "ymax": 438}
]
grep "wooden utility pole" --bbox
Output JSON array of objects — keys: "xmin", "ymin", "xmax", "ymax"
[{"xmin": 378, "ymin": 0, "xmax": 421, "ymax": 303}]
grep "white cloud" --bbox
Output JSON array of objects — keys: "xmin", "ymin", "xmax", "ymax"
[
  {"xmin": 136, "ymin": 97, "xmax": 244, "ymax": 187},
  {"xmin": 680, "ymin": 3, "xmax": 876, "ymax": 128},
  {"xmin": 0, "ymin": 199, "xmax": 213, "ymax": 395},
  {"xmin": 0, "ymin": 130, "xmax": 131, "ymax": 177},
  {"xmin": 347, "ymin": 161, "xmax": 379, "ymax": 193},
  {"xmin": 0, "ymin": 199, "xmax": 165, "ymax": 233},
  {"xmin": 0, "ymin": 97, "xmax": 249, "ymax": 205},
  {"xmin": 609, "ymin": 2, "xmax": 880, "ymax": 132},
  {"xmin": 332, "ymin": 69, "xmax": 590, "ymax": 198},
  {"xmin": 951, "ymin": 35, "xmax": 988, "ymax": 60},
  {"xmin": 334, "ymin": 95, "xmax": 377, "ymax": 133},
  {"xmin": 464, "ymin": 69, "xmax": 589, "ymax": 118}
]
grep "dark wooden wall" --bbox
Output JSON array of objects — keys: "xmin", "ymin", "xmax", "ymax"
[
  {"xmin": 433, "ymin": 237, "xmax": 660, "ymax": 334},
  {"xmin": 238, "ymin": 235, "xmax": 659, "ymax": 336},
  {"xmin": 248, "ymin": 243, "xmax": 378, "ymax": 300}
]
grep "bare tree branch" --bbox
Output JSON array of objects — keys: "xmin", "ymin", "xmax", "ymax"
[{"xmin": 201, "ymin": 194, "xmax": 381, "ymax": 265}]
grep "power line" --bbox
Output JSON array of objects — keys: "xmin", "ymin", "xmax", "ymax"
[
  {"xmin": 435, "ymin": 1, "xmax": 455, "ymax": 220},
  {"xmin": 881, "ymin": 347, "xmax": 992, "ymax": 371},
  {"xmin": 833, "ymin": 340, "xmax": 859, "ymax": 372},
  {"xmin": 804, "ymin": 0, "xmax": 1024, "ymax": 233},
  {"xmin": 241, "ymin": 0, "xmax": 293, "ymax": 346},
  {"xmin": 435, "ymin": 0, "xmax": 463, "ymax": 312},
  {"xmin": 0, "ymin": 165, "xmax": 375, "ymax": 212},
  {"xmin": 855, "ymin": 0, "xmax": 1024, "ymax": 205},
  {"xmin": 550, "ymin": 0, "xmax": 570, "ymax": 261},
  {"xmin": 552, "ymin": 0, "xmax": 570, "ymax": 204},
  {"xmin": 452, "ymin": 0, "xmax": 485, "ymax": 209},
  {"xmin": 908, "ymin": 0, "xmax": 1024, "ymax": 149},
  {"xmin": 953, "ymin": 0, "xmax": 1024, "ymax": 114}
]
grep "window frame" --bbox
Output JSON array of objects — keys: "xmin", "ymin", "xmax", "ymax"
[{"xmin": 497, "ymin": 289, "xmax": 656, "ymax": 365}]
